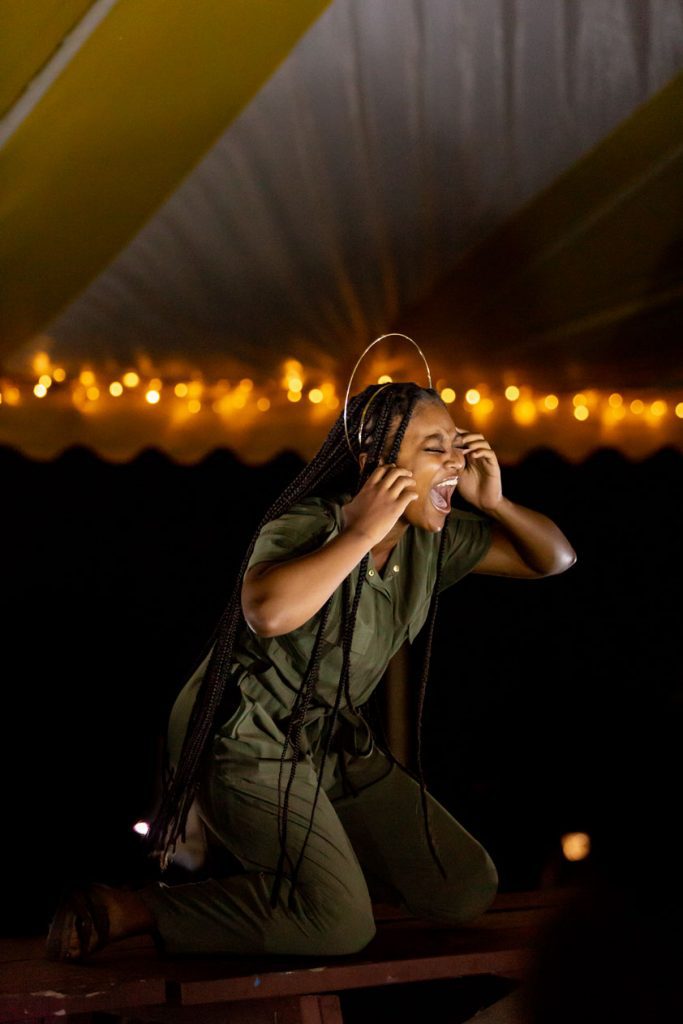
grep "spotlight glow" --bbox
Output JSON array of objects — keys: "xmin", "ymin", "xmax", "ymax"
[{"xmin": 561, "ymin": 831, "xmax": 591, "ymax": 862}]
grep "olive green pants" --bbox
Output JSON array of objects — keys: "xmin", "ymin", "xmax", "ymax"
[{"xmin": 139, "ymin": 743, "xmax": 498, "ymax": 957}]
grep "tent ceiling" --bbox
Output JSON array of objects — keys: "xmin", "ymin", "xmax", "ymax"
[{"xmin": 2, "ymin": 0, "xmax": 675, "ymax": 394}]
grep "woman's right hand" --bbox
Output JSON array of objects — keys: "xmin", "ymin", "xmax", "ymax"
[{"xmin": 341, "ymin": 463, "xmax": 418, "ymax": 547}]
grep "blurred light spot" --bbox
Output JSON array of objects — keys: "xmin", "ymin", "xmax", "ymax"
[
  {"xmin": 287, "ymin": 390, "xmax": 302, "ymax": 403},
  {"xmin": 287, "ymin": 377, "xmax": 303, "ymax": 393},
  {"xmin": 676, "ymin": 403, "xmax": 683, "ymax": 418},
  {"xmin": 133, "ymin": 821, "xmax": 150, "ymax": 836},
  {"xmin": 240, "ymin": 378, "xmax": 253, "ymax": 391},
  {"xmin": 33, "ymin": 383, "xmax": 47, "ymax": 398},
  {"xmin": 257, "ymin": 397, "xmax": 270, "ymax": 412},
  {"xmin": 232, "ymin": 393, "xmax": 246, "ymax": 409},
  {"xmin": 149, "ymin": 377, "xmax": 162, "ymax": 390},
  {"xmin": 573, "ymin": 405, "xmax": 589, "ymax": 421},
  {"xmin": 32, "ymin": 351, "xmax": 51, "ymax": 374},
  {"xmin": 650, "ymin": 400, "xmax": 667, "ymax": 416},
  {"xmin": 630, "ymin": 399, "xmax": 644, "ymax": 414},
  {"xmin": 440, "ymin": 387, "xmax": 456, "ymax": 404},
  {"xmin": 465, "ymin": 389, "xmax": 480, "ymax": 405},
  {"xmin": 4, "ymin": 386, "xmax": 20, "ymax": 405},
  {"xmin": 561, "ymin": 831, "xmax": 590, "ymax": 862},
  {"xmin": 39, "ymin": 374, "xmax": 52, "ymax": 388},
  {"xmin": 543, "ymin": 394, "xmax": 559, "ymax": 411},
  {"xmin": 188, "ymin": 381, "xmax": 203, "ymax": 398},
  {"xmin": 378, "ymin": 374, "xmax": 393, "ymax": 384},
  {"xmin": 188, "ymin": 399, "xmax": 201, "ymax": 413},
  {"xmin": 109, "ymin": 381, "xmax": 123, "ymax": 397},
  {"xmin": 86, "ymin": 386, "xmax": 100, "ymax": 400},
  {"xmin": 479, "ymin": 398, "xmax": 494, "ymax": 414},
  {"xmin": 505, "ymin": 386, "xmax": 520, "ymax": 401},
  {"xmin": 308, "ymin": 388, "xmax": 324, "ymax": 404},
  {"xmin": 608, "ymin": 393, "xmax": 623, "ymax": 408},
  {"xmin": 174, "ymin": 382, "xmax": 188, "ymax": 398},
  {"xmin": 512, "ymin": 399, "xmax": 537, "ymax": 426},
  {"xmin": 53, "ymin": 367, "xmax": 66, "ymax": 382},
  {"xmin": 145, "ymin": 390, "xmax": 160, "ymax": 404},
  {"xmin": 572, "ymin": 393, "xmax": 587, "ymax": 407},
  {"xmin": 80, "ymin": 370, "xmax": 96, "ymax": 387},
  {"xmin": 123, "ymin": 371, "xmax": 140, "ymax": 388}
]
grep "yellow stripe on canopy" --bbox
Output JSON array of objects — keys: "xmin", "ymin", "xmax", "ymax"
[
  {"xmin": 0, "ymin": 0, "xmax": 92, "ymax": 116},
  {"xmin": 0, "ymin": 0, "xmax": 330, "ymax": 356}
]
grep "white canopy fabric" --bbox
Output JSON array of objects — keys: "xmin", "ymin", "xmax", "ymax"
[{"xmin": 29, "ymin": 0, "xmax": 683, "ymax": 380}]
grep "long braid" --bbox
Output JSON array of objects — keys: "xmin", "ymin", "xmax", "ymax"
[{"xmin": 414, "ymin": 523, "xmax": 450, "ymax": 878}]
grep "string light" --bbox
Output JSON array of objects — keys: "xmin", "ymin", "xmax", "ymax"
[
  {"xmin": 80, "ymin": 370, "xmax": 96, "ymax": 387},
  {"xmin": 465, "ymin": 389, "xmax": 480, "ymax": 405},
  {"xmin": 38, "ymin": 374, "xmax": 52, "ymax": 388},
  {"xmin": 33, "ymin": 383, "xmax": 47, "ymax": 398},
  {"xmin": 53, "ymin": 367, "xmax": 66, "ymax": 382},
  {"xmin": 122, "ymin": 371, "xmax": 140, "ymax": 388},
  {"xmin": 561, "ymin": 832, "xmax": 591, "ymax": 862},
  {"xmin": 574, "ymin": 405, "xmax": 589, "ymax": 421},
  {"xmin": 174, "ymin": 382, "xmax": 188, "ymax": 397},
  {"xmin": 505, "ymin": 386, "xmax": 520, "ymax": 401},
  {"xmin": 377, "ymin": 374, "xmax": 392, "ymax": 384},
  {"xmin": 543, "ymin": 394, "xmax": 559, "ymax": 411},
  {"xmin": 440, "ymin": 387, "xmax": 456, "ymax": 403},
  {"xmin": 109, "ymin": 381, "xmax": 123, "ymax": 397},
  {"xmin": 308, "ymin": 388, "xmax": 324, "ymax": 404},
  {"xmin": 145, "ymin": 390, "xmax": 160, "ymax": 404}
]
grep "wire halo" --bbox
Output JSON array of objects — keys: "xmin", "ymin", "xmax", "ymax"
[{"xmin": 343, "ymin": 333, "xmax": 432, "ymax": 456}]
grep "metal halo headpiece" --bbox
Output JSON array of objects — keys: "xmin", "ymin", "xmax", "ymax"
[{"xmin": 343, "ymin": 333, "xmax": 432, "ymax": 456}]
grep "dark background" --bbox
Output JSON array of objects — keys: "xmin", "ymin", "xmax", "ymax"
[{"xmin": 2, "ymin": 442, "xmax": 680, "ymax": 935}]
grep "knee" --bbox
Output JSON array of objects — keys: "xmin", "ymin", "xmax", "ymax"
[
  {"xmin": 411, "ymin": 843, "xmax": 499, "ymax": 927},
  {"xmin": 303, "ymin": 893, "xmax": 377, "ymax": 955}
]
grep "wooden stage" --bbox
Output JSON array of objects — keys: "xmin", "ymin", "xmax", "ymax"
[{"xmin": 0, "ymin": 890, "xmax": 568, "ymax": 1024}]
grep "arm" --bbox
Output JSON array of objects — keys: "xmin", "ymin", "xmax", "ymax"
[
  {"xmin": 242, "ymin": 464, "xmax": 418, "ymax": 636},
  {"xmin": 454, "ymin": 429, "xmax": 577, "ymax": 579}
]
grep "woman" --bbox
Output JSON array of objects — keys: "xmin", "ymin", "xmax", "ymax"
[{"xmin": 47, "ymin": 379, "xmax": 576, "ymax": 961}]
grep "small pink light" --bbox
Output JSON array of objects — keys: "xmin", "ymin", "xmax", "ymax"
[{"xmin": 133, "ymin": 821, "xmax": 150, "ymax": 836}]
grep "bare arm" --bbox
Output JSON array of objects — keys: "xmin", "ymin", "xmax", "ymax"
[
  {"xmin": 241, "ymin": 464, "xmax": 418, "ymax": 636},
  {"xmin": 456, "ymin": 428, "xmax": 576, "ymax": 579},
  {"xmin": 472, "ymin": 498, "xmax": 576, "ymax": 578}
]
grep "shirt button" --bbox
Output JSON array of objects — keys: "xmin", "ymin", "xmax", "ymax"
[
  {"xmin": 368, "ymin": 569, "xmax": 375, "ymax": 577},
  {"xmin": 392, "ymin": 564, "xmax": 400, "ymax": 573}
]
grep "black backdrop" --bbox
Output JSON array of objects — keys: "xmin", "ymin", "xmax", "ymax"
[{"xmin": 2, "ymin": 443, "xmax": 680, "ymax": 935}]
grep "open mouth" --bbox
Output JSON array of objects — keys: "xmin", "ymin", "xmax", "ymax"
[{"xmin": 429, "ymin": 476, "xmax": 459, "ymax": 513}]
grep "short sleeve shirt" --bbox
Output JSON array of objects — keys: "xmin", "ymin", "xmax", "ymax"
[{"xmin": 169, "ymin": 494, "xmax": 491, "ymax": 777}]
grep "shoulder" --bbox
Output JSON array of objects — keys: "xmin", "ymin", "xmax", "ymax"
[{"xmin": 247, "ymin": 494, "xmax": 342, "ymax": 571}]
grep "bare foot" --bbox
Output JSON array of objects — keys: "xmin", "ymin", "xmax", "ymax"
[{"xmin": 61, "ymin": 884, "xmax": 156, "ymax": 959}]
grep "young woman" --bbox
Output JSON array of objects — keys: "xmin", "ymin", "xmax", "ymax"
[{"xmin": 47, "ymin": 380, "xmax": 576, "ymax": 961}]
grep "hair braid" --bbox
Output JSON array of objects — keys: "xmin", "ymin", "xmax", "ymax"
[{"xmin": 414, "ymin": 522, "xmax": 450, "ymax": 879}]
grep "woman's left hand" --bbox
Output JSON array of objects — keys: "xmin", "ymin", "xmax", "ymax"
[{"xmin": 454, "ymin": 429, "xmax": 503, "ymax": 512}]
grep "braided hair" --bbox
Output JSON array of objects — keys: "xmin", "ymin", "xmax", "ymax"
[{"xmin": 147, "ymin": 381, "xmax": 450, "ymax": 903}]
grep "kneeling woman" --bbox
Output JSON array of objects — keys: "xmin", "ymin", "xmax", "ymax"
[{"xmin": 48, "ymin": 379, "xmax": 576, "ymax": 960}]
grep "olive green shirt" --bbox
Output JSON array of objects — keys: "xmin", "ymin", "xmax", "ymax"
[{"xmin": 169, "ymin": 495, "xmax": 491, "ymax": 785}]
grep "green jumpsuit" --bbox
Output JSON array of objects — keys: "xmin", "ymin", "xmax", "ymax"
[{"xmin": 138, "ymin": 495, "xmax": 498, "ymax": 955}]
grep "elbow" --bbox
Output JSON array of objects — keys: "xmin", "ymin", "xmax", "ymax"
[
  {"xmin": 544, "ymin": 546, "xmax": 577, "ymax": 577},
  {"xmin": 242, "ymin": 599, "xmax": 284, "ymax": 638}
]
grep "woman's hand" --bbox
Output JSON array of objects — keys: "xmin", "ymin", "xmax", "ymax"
[
  {"xmin": 341, "ymin": 463, "xmax": 418, "ymax": 546},
  {"xmin": 454, "ymin": 430, "xmax": 503, "ymax": 512}
]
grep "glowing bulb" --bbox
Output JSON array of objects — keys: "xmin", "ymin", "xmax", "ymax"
[
  {"xmin": 32, "ymin": 351, "xmax": 50, "ymax": 374},
  {"xmin": 650, "ymin": 400, "xmax": 667, "ymax": 416},
  {"xmin": 133, "ymin": 821, "xmax": 150, "ymax": 836},
  {"xmin": 561, "ymin": 831, "xmax": 591, "ymax": 862},
  {"xmin": 123, "ymin": 371, "xmax": 140, "ymax": 388},
  {"xmin": 145, "ymin": 390, "xmax": 160, "ymax": 404},
  {"xmin": 676, "ymin": 403, "xmax": 683, "ymax": 419},
  {"xmin": 174, "ymin": 382, "xmax": 188, "ymax": 398},
  {"xmin": 53, "ymin": 367, "xmax": 66, "ymax": 382},
  {"xmin": 86, "ymin": 386, "xmax": 100, "ymax": 400},
  {"xmin": 257, "ymin": 397, "xmax": 271, "ymax": 412},
  {"xmin": 608, "ymin": 393, "xmax": 623, "ymax": 408},
  {"xmin": 512, "ymin": 399, "xmax": 537, "ymax": 426},
  {"xmin": 80, "ymin": 370, "xmax": 96, "ymax": 387},
  {"xmin": 287, "ymin": 390, "xmax": 302, "ymax": 403},
  {"xmin": 378, "ymin": 374, "xmax": 393, "ymax": 384},
  {"xmin": 33, "ymin": 383, "xmax": 47, "ymax": 398},
  {"xmin": 287, "ymin": 377, "xmax": 303, "ymax": 393},
  {"xmin": 465, "ymin": 389, "xmax": 480, "ymax": 405},
  {"xmin": 188, "ymin": 399, "xmax": 201, "ymax": 413},
  {"xmin": 440, "ymin": 387, "xmax": 456, "ymax": 404},
  {"xmin": 572, "ymin": 393, "xmax": 587, "ymax": 407},
  {"xmin": 505, "ymin": 386, "xmax": 520, "ymax": 401},
  {"xmin": 574, "ymin": 405, "xmax": 589, "ymax": 421},
  {"xmin": 109, "ymin": 381, "xmax": 123, "ymax": 397},
  {"xmin": 308, "ymin": 388, "xmax": 324, "ymax": 404},
  {"xmin": 630, "ymin": 399, "xmax": 644, "ymax": 414},
  {"xmin": 38, "ymin": 374, "xmax": 52, "ymax": 388},
  {"xmin": 543, "ymin": 394, "xmax": 559, "ymax": 411}
]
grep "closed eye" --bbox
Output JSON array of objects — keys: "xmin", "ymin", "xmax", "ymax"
[{"xmin": 424, "ymin": 448, "xmax": 446, "ymax": 453}]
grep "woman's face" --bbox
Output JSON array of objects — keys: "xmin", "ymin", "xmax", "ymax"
[{"xmin": 392, "ymin": 398, "xmax": 468, "ymax": 532}]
